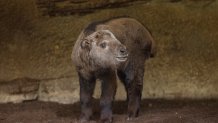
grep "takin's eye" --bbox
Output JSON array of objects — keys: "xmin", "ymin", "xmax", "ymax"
[{"xmin": 99, "ymin": 42, "xmax": 107, "ymax": 49}]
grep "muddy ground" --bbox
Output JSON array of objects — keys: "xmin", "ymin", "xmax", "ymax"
[{"xmin": 0, "ymin": 99, "xmax": 218, "ymax": 123}]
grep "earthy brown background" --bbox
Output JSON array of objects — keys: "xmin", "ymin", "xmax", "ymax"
[{"xmin": 0, "ymin": 0, "xmax": 218, "ymax": 104}]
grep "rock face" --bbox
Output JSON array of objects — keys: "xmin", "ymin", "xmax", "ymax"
[
  {"xmin": 36, "ymin": 0, "xmax": 217, "ymax": 16},
  {"xmin": 38, "ymin": 77, "xmax": 80, "ymax": 104},
  {"xmin": 36, "ymin": 0, "xmax": 149, "ymax": 16},
  {"xmin": 0, "ymin": 78, "xmax": 39, "ymax": 103},
  {"xmin": 0, "ymin": 0, "xmax": 218, "ymax": 104}
]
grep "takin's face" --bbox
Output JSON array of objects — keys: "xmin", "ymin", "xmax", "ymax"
[{"xmin": 81, "ymin": 30, "xmax": 128, "ymax": 69}]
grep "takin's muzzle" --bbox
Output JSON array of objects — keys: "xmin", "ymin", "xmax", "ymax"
[{"xmin": 116, "ymin": 45, "xmax": 128, "ymax": 62}]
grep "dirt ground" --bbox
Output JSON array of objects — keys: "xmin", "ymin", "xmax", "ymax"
[{"xmin": 0, "ymin": 99, "xmax": 217, "ymax": 123}]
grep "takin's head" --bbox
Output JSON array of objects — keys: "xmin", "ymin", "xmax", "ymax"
[{"xmin": 80, "ymin": 30, "xmax": 128, "ymax": 69}]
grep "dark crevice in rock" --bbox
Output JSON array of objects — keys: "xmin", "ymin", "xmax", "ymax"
[
  {"xmin": 36, "ymin": 0, "xmax": 216, "ymax": 16},
  {"xmin": 169, "ymin": 0, "xmax": 181, "ymax": 2},
  {"xmin": 39, "ymin": 74, "xmax": 74, "ymax": 81},
  {"xmin": 36, "ymin": 0, "xmax": 151, "ymax": 16}
]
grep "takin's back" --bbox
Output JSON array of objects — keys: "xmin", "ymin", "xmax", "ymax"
[{"xmin": 84, "ymin": 17, "xmax": 156, "ymax": 58}]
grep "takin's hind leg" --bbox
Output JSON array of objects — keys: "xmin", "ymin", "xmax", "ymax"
[
  {"xmin": 127, "ymin": 76, "xmax": 143, "ymax": 120},
  {"xmin": 120, "ymin": 62, "xmax": 145, "ymax": 120}
]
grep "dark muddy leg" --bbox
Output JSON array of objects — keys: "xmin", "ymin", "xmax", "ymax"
[
  {"xmin": 79, "ymin": 73, "xmax": 96, "ymax": 122},
  {"xmin": 127, "ymin": 80, "xmax": 143, "ymax": 119},
  {"xmin": 118, "ymin": 62, "xmax": 144, "ymax": 119},
  {"xmin": 127, "ymin": 66, "xmax": 144, "ymax": 119},
  {"xmin": 117, "ymin": 70, "xmax": 129, "ymax": 101},
  {"xmin": 99, "ymin": 71, "xmax": 117, "ymax": 123}
]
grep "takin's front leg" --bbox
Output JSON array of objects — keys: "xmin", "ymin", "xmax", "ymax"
[
  {"xmin": 99, "ymin": 71, "xmax": 117, "ymax": 123},
  {"xmin": 78, "ymin": 73, "xmax": 96, "ymax": 123}
]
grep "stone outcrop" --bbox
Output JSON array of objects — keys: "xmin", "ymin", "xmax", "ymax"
[
  {"xmin": 36, "ymin": 0, "xmax": 216, "ymax": 16},
  {"xmin": 36, "ymin": 0, "xmax": 149, "ymax": 16},
  {"xmin": 0, "ymin": 78, "xmax": 39, "ymax": 103}
]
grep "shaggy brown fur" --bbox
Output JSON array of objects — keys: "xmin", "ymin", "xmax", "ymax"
[{"xmin": 72, "ymin": 17, "xmax": 155, "ymax": 123}]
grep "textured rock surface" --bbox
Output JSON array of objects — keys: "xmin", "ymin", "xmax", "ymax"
[
  {"xmin": 38, "ymin": 77, "xmax": 79, "ymax": 104},
  {"xmin": 0, "ymin": 78, "xmax": 39, "ymax": 103},
  {"xmin": 0, "ymin": 0, "xmax": 218, "ymax": 103},
  {"xmin": 36, "ymin": 0, "xmax": 150, "ymax": 16}
]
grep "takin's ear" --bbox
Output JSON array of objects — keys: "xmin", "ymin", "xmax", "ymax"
[{"xmin": 80, "ymin": 38, "xmax": 91, "ymax": 50}]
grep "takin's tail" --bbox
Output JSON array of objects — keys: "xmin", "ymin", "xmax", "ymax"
[
  {"xmin": 145, "ymin": 34, "xmax": 156, "ymax": 58},
  {"xmin": 150, "ymin": 38, "xmax": 156, "ymax": 58}
]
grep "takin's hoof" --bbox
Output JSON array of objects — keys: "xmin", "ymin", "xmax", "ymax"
[
  {"xmin": 80, "ymin": 119, "xmax": 89, "ymax": 123},
  {"xmin": 80, "ymin": 116, "xmax": 91, "ymax": 123},
  {"xmin": 126, "ymin": 115, "xmax": 139, "ymax": 121},
  {"xmin": 100, "ymin": 118, "xmax": 113, "ymax": 123}
]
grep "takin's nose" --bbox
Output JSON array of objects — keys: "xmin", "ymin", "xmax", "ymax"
[{"xmin": 119, "ymin": 46, "xmax": 128, "ymax": 56}]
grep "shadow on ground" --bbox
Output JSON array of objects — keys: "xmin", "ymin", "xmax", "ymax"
[{"xmin": 0, "ymin": 99, "xmax": 217, "ymax": 123}]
